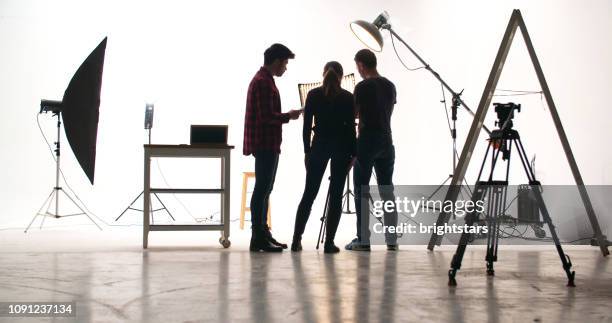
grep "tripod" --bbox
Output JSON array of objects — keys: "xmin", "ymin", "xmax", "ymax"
[
  {"xmin": 115, "ymin": 191, "xmax": 175, "ymax": 222},
  {"xmin": 115, "ymin": 127, "xmax": 175, "ymax": 222},
  {"xmin": 26, "ymin": 112, "xmax": 102, "ymax": 232},
  {"xmin": 447, "ymin": 109, "xmax": 575, "ymax": 287},
  {"xmin": 341, "ymin": 172, "xmax": 355, "ymax": 214}
]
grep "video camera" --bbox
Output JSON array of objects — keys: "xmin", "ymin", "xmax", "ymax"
[{"xmin": 494, "ymin": 102, "xmax": 521, "ymax": 131}]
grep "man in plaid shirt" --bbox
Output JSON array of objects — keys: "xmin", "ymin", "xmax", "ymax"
[{"xmin": 244, "ymin": 43, "xmax": 302, "ymax": 252}]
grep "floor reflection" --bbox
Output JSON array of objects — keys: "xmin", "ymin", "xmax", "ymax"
[
  {"xmin": 380, "ymin": 252, "xmax": 397, "ymax": 323},
  {"xmin": 250, "ymin": 253, "xmax": 274, "ymax": 323},
  {"xmin": 291, "ymin": 254, "xmax": 316, "ymax": 323},
  {"xmin": 1, "ymin": 247, "xmax": 610, "ymax": 322}
]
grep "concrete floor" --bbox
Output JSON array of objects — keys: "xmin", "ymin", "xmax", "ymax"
[{"xmin": 0, "ymin": 230, "xmax": 611, "ymax": 322}]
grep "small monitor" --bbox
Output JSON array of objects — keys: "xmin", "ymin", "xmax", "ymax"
[{"xmin": 190, "ymin": 125, "xmax": 228, "ymax": 145}]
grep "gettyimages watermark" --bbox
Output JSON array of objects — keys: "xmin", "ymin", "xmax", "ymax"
[
  {"xmin": 371, "ymin": 196, "xmax": 486, "ymax": 218},
  {"xmin": 371, "ymin": 196, "xmax": 488, "ymax": 235},
  {"xmin": 358, "ymin": 185, "xmax": 612, "ymax": 245}
]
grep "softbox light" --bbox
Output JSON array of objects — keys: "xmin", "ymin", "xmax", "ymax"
[
  {"xmin": 27, "ymin": 37, "xmax": 107, "ymax": 232},
  {"xmin": 42, "ymin": 37, "xmax": 107, "ymax": 184}
]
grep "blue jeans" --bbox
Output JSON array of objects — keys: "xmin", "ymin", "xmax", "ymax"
[
  {"xmin": 353, "ymin": 134, "xmax": 398, "ymax": 244},
  {"xmin": 250, "ymin": 151, "xmax": 279, "ymax": 236}
]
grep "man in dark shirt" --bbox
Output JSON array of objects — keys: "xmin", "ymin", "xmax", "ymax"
[
  {"xmin": 345, "ymin": 49, "xmax": 399, "ymax": 251},
  {"xmin": 243, "ymin": 43, "xmax": 302, "ymax": 252}
]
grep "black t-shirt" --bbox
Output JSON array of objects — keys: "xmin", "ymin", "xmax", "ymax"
[
  {"xmin": 303, "ymin": 87, "xmax": 356, "ymax": 154},
  {"xmin": 354, "ymin": 77, "xmax": 396, "ymax": 136}
]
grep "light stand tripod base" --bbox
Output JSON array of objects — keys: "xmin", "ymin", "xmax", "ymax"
[
  {"xmin": 28, "ymin": 111, "xmax": 101, "ymax": 233},
  {"xmin": 115, "ymin": 191, "xmax": 176, "ymax": 222},
  {"xmin": 26, "ymin": 186, "xmax": 102, "ymax": 232}
]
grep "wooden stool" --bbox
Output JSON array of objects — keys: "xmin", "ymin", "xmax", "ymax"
[{"xmin": 240, "ymin": 172, "xmax": 271, "ymax": 230}]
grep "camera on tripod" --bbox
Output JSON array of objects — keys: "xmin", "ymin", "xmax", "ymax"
[{"xmin": 494, "ymin": 102, "xmax": 521, "ymax": 131}]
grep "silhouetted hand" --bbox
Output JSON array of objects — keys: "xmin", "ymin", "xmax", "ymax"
[{"xmin": 288, "ymin": 109, "xmax": 302, "ymax": 120}]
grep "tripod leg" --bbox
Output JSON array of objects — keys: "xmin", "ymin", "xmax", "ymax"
[
  {"xmin": 449, "ymin": 212, "xmax": 477, "ymax": 286},
  {"xmin": 515, "ymin": 138, "xmax": 576, "ymax": 286},
  {"xmin": 449, "ymin": 185, "xmax": 487, "ymax": 286},
  {"xmin": 486, "ymin": 185, "xmax": 505, "ymax": 276},
  {"xmin": 25, "ymin": 189, "xmax": 55, "ymax": 233},
  {"xmin": 481, "ymin": 143, "xmax": 504, "ymax": 276},
  {"xmin": 40, "ymin": 189, "xmax": 58, "ymax": 229},
  {"xmin": 493, "ymin": 184, "xmax": 509, "ymax": 274},
  {"xmin": 25, "ymin": 213, "xmax": 40, "ymax": 233},
  {"xmin": 317, "ymin": 186, "xmax": 331, "ymax": 250},
  {"xmin": 484, "ymin": 186, "xmax": 494, "ymax": 276},
  {"xmin": 115, "ymin": 191, "xmax": 144, "ymax": 221},
  {"xmin": 153, "ymin": 193, "xmax": 176, "ymax": 221},
  {"xmin": 60, "ymin": 188, "xmax": 103, "ymax": 230},
  {"xmin": 342, "ymin": 174, "xmax": 354, "ymax": 214},
  {"xmin": 532, "ymin": 184, "xmax": 576, "ymax": 287},
  {"xmin": 428, "ymin": 174, "xmax": 453, "ymax": 200}
]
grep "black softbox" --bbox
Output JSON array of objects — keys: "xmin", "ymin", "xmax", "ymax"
[{"xmin": 60, "ymin": 37, "xmax": 107, "ymax": 184}]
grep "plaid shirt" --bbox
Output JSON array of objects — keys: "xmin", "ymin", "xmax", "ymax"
[{"xmin": 243, "ymin": 67, "xmax": 290, "ymax": 155}]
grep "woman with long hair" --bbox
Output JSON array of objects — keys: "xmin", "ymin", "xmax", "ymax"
[{"xmin": 291, "ymin": 61, "xmax": 356, "ymax": 253}]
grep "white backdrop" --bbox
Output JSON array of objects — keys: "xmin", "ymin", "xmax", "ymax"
[{"xmin": 1, "ymin": 0, "xmax": 610, "ymax": 240}]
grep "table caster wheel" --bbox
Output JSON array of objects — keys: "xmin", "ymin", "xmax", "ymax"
[{"xmin": 219, "ymin": 237, "xmax": 231, "ymax": 248}]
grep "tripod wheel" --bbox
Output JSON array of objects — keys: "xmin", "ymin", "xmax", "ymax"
[{"xmin": 219, "ymin": 237, "xmax": 231, "ymax": 248}]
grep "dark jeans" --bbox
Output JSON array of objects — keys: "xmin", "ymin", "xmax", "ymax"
[
  {"xmin": 293, "ymin": 140, "xmax": 352, "ymax": 243},
  {"xmin": 354, "ymin": 134, "xmax": 398, "ymax": 244},
  {"xmin": 250, "ymin": 151, "xmax": 279, "ymax": 236}
]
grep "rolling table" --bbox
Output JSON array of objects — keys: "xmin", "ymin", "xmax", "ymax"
[{"xmin": 142, "ymin": 144, "xmax": 234, "ymax": 248}]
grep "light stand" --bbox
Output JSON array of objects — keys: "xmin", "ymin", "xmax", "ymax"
[
  {"xmin": 115, "ymin": 104, "xmax": 175, "ymax": 222},
  {"xmin": 26, "ymin": 112, "xmax": 102, "ymax": 232},
  {"xmin": 341, "ymin": 172, "xmax": 355, "ymax": 214},
  {"xmin": 27, "ymin": 37, "xmax": 107, "ymax": 232}
]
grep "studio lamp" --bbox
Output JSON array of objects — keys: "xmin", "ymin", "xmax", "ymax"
[
  {"xmin": 350, "ymin": 12, "xmax": 388, "ymax": 52},
  {"xmin": 26, "ymin": 37, "xmax": 107, "ymax": 232}
]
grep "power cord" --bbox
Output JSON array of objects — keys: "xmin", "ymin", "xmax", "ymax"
[
  {"xmin": 493, "ymin": 88, "xmax": 546, "ymax": 111},
  {"xmin": 153, "ymin": 159, "xmax": 212, "ymax": 223},
  {"xmin": 389, "ymin": 30, "xmax": 426, "ymax": 72},
  {"xmin": 437, "ymin": 84, "xmax": 474, "ymax": 197}
]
